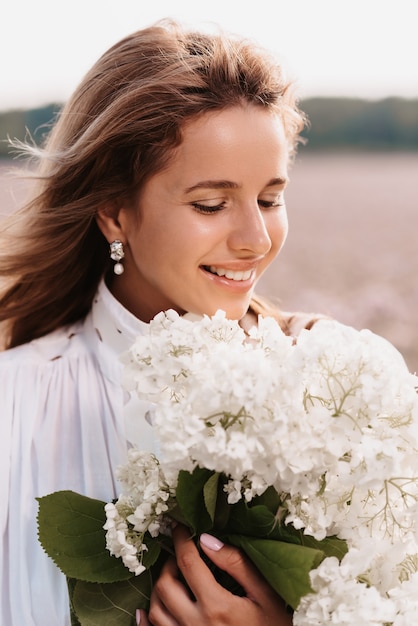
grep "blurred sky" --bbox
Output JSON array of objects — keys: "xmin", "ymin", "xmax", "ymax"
[{"xmin": 1, "ymin": 0, "xmax": 418, "ymax": 111}]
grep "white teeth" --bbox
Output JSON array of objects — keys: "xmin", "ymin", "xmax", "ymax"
[{"xmin": 208, "ymin": 266, "xmax": 253, "ymax": 281}]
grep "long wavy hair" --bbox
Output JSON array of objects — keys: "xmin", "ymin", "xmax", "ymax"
[{"xmin": 0, "ymin": 19, "xmax": 307, "ymax": 349}]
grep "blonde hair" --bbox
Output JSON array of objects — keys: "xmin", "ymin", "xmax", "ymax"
[{"xmin": 0, "ymin": 19, "xmax": 306, "ymax": 348}]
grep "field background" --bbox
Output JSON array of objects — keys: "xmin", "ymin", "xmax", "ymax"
[{"xmin": 1, "ymin": 151, "xmax": 417, "ymax": 373}]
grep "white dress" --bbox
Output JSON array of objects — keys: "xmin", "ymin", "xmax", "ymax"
[{"xmin": 0, "ymin": 280, "xmax": 155, "ymax": 625}]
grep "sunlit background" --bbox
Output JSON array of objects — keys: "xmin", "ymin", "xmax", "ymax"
[
  {"xmin": 1, "ymin": 0, "xmax": 418, "ymax": 371},
  {"xmin": 2, "ymin": 0, "xmax": 418, "ymax": 109}
]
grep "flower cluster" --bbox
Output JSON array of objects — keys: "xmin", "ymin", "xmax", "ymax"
[
  {"xmin": 294, "ymin": 547, "xmax": 418, "ymax": 625},
  {"xmin": 104, "ymin": 449, "xmax": 176, "ymax": 575},
  {"xmin": 104, "ymin": 309, "xmax": 418, "ymax": 623}
]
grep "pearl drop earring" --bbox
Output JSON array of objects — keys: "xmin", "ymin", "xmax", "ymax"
[{"xmin": 109, "ymin": 240, "xmax": 125, "ymax": 275}]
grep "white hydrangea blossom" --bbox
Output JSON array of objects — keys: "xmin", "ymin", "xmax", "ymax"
[
  {"xmin": 389, "ymin": 572, "xmax": 418, "ymax": 625},
  {"xmin": 293, "ymin": 555, "xmax": 398, "ymax": 625},
  {"xmin": 104, "ymin": 448, "xmax": 175, "ymax": 575},
  {"xmin": 113, "ymin": 309, "xmax": 418, "ymax": 619},
  {"xmin": 293, "ymin": 547, "xmax": 418, "ymax": 625},
  {"xmin": 124, "ymin": 312, "xmax": 418, "ymax": 514}
]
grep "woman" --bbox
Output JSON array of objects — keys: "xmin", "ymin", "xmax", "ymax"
[{"xmin": 0, "ymin": 19, "xmax": 318, "ymax": 625}]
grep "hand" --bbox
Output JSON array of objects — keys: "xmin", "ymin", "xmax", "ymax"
[{"xmin": 137, "ymin": 524, "xmax": 292, "ymax": 625}]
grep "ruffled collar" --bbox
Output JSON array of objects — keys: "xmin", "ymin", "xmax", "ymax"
[
  {"xmin": 87, "ymin": 279, "xmax": 158, "ymax": 452},
  {"xmin": 88, "ymin": 279, "xmax": 148, "ymax": 383}
]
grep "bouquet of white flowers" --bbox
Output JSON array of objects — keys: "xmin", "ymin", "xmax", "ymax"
[{"xmin": 37, "ymin": 310, "xmax": 418, "ymax": 625}]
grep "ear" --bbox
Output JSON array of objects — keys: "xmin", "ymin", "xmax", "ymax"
[{"xmin": 96, "ymin": 204, "xmax": 126, "ymax": 243}]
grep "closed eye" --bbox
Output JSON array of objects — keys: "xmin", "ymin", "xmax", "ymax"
[
  {"xmin": 191, "ymin": 202, "xmax": 226, "ymax": 214},
  {"xmin": 191, "ymin": 198, "xmax": 284, "ymax": 213},
  {"xmin": 258, "ymin": 199, "xmax": 285, "ymax": 209}
]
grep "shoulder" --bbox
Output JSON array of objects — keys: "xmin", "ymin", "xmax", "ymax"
[
  {"xmin": 280, "ymin": 310, "xmax": 330, "ymax": 337},
  {"xmin": 250, "ymin": 293, "xmax": 329, "ymax": 337},
  {"xmin": 0, "ymin": 318, "xmax": 90, "ymax": 367}
]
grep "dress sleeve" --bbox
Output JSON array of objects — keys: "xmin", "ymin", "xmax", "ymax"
[
  {"xmin": 0, "ymin": 357, "xmax": 14, "ymax": 541},
  {"xmin": 0, "ymin": 331, "xmax": 128, "ymax": 625},
  {"xmin": 0, "ymin": 352, "xmax": 76, "ymax": 625}
]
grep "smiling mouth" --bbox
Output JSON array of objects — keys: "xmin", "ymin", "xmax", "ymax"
[{"xmin": 202, "ymin": 265, "xmax": 254, "ymax": 282}]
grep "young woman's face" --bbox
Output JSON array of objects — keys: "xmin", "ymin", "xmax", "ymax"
[{"xmin": 116, "ymin": 105, "xmax": 290, "ymax": 322}]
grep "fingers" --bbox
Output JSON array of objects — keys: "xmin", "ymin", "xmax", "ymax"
[
  {"xmin": 149, "ymin": 525, "xmax": 231, "ymax": 623},
  {"xmin": 199, "ymin": 533, "xmax": 292, "ymax": 622},
  {"xmin": 148, "ymin": 553, "xmax": 195, "ymax": 625},
  {"xmin": 136, "ymin": 609, "xmax": 151, "ymax": 625},
  {"xmin": 169, "ymin": 525, "xmax": 229, "ymax": 604},
  {"xmin": 198, "ymin": 533, "xmax": 277, "ymax": 604},
  {"xmin": 148, "ymin": 525, "xmax": 292, "ymax": 625},
  {"xmin": 148, "ymin": 590, "xmax": 181, "ymax": 626}
]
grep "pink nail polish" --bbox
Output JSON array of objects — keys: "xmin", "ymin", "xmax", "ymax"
[
  {"xmin": 136, "ymin": 608, "xmax": 141, "ymax": 625},
  {"xmin": 200, "ymin": 533, "xmax": 224, "ymax": 551}
]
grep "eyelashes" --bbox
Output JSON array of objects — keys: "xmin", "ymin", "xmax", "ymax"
[
  {"xmin": 258, "ymin": 200, "xmax": 284, "ymax": 209},
  {"xmin": 191, "ymin": 202, "xmax": 226, "ymax": 214},
  {"xmin": 191, "ymin": 199, "xmax": 284, "ymax": 214}
]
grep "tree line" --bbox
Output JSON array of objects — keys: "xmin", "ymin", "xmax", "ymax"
[
  {"xmin": 0, "ymin": 97, "xmax": 417, "ymax": 158},
  {"xmin": 301, "ymin": 97, "xmax": 418, "ymax": 150}
]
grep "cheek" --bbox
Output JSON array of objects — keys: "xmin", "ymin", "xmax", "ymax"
[
  {"xmin": 130, "ymin": 218, "xmax": 190, "ymax": 272},
  {"xmin": 129, "ymin": 216, "xmax": 170, "ymax": 252},
  {"xmin": 268, "ymin": 211, "xmax": 289, "ymax": 255}
]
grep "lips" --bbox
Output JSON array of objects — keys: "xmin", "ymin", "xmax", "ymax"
[{"xmin": 203, "ymin": 265, "xmax": 254, "ymax": 282}]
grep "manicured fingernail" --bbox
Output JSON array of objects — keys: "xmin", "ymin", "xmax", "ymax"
[
  {"xmin": 200, "ymin": 533, "xmax": 224, "ymax": 551},
  {"xmin": 136, "ymin": 609, "xmax": 141, "ymax": 625}
]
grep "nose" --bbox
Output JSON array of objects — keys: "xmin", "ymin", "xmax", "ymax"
[{"xmin": 227, "ymin": 202, "xmax": 273, "ymax": 256}]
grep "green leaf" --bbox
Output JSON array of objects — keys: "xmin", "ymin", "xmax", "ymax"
[
  {"xmin": 251, "ymin": 486, "xmax": 282, "ymax": 514},
  {"xmin": 296, "ymin": 532, "xmax": 348, "ymax": 560},
  {"xmin": 141, "ymin": 536, "xmax": 162, "ymax": 570},
  {"xmin": 70, "ymin": 572, "xmax": 153, "ymax": 626},
  {"xmin": 227, "ymin": 500, "xmax": 295, "ymax": 542},
  {"xmin": 260, "ymin": 521, "xmax": 348, "ymax": 561},
  {"xmin": 226, "ymin": 501, "xmax": 348, "ymax": 562},
  {"xmin": 37, "ymin": 491, "xmax": 132, "ymax": 583},
  {"xmin": 176, "ymin": 468, "xmax": 214, "ymax": 534},
  {"xmin": 205, "ymin": 472, "xmax": 231, "ymax": 531},
  {"xmin": 67, "ymin": 578, "xmax": 82, "ymax": 626},
  {"xmin": 226, "ymin": 535, "xmax": 324, "ymax": 610},
  {"xmin": 203, "ymin": 472, "xmax": 220, "ymax": 523}
]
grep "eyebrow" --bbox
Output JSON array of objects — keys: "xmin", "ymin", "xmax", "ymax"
[{"xmin": 184, "ymin": 177, "xmax": 288, "ymax": 194}]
